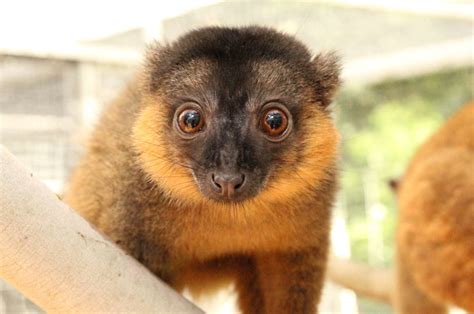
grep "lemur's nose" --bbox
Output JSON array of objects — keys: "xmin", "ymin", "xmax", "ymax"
[{"xmin": 211, "ymin": 173, "xmax": 245, "ymax": 198}]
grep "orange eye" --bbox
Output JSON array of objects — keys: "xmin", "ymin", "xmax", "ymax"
[
  {"xmin": 177, "ymin": 108, "xmax": 205, "ymax": 135},
  {"xmin": 260, "ymin": 107, "xmax": 290, "ymax": 140}
]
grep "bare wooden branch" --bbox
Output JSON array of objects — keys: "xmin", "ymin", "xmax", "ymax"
[
  {"xmin": 0, "ymin": 145, "xmax": 203, "ymax": 314},
  {"xmin": 326, "ymin": 255, "xmax": 394, "ymax": 304}
]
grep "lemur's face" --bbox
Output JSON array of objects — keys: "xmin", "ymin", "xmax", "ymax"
[
  {"xmin": 133, "ymin": 27, "xmax": 340, "ymax": 207},
  {"xmin": 150, "ymin": 60, "xmax": 299, "ymax": 203}
]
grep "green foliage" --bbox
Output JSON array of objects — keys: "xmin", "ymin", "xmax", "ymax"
[
  {"xmin": 358, "ymin": 297, "xmax": 393, "ymax": 314},
  {"xmin": 334, "ymin": 67, "xmax": 472, "ymax": 266}
]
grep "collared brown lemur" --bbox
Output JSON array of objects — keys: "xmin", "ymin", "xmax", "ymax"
[
  {"xmin": 65, "ymin": 26, "xmax": 341, "ymax": 313},
  {"xmin": 395, "ymin": 102, "xmax": 474, "ymax": 314}
]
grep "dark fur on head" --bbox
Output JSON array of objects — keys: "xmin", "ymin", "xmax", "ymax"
[
  {"xmin": 144, "ymin": 26, "xmax": 340, "ymax": 106},
  {"xmin": 135, "ymin": 26, "xmax": 340, "ymax": 205},
  {"xmin": 66, "ymin": 26, "xmax": 342, "ymax": 314}
]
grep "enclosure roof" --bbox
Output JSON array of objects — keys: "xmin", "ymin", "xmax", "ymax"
[{"xmin": 1, "ymin": 1, "xmax": 472, "ymax": 84}]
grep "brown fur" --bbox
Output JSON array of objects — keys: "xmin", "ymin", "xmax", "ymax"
[
  {"xmin": 395, "ymin": 102, "xmax": 474, "ymax": 313},
  {"xmin": 65, "ymin": 27, "xmax": 341, "ymax": 313}
]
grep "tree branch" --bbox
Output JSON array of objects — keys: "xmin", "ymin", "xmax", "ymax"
[
  {"xmin": 0, "ymin": 145, "xmax": 203, "ymax": 314},
  {"xmin": 326, "ymin": 255, "xmax": 394, "ymax": 304}
]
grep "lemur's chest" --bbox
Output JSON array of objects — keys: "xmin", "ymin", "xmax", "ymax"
[
  {"xmin": 139, "ymin": 197, "xmax": 327, "ymax": 262},
  {"xmin": 166, "ymin": 209, "xmax": 321, "ymax": 262}
]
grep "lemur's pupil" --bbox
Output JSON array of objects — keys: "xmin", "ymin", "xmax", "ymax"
[
  {"xmin": 185, "ymin": 111, "xmax": 200, "ymax": 128},
  {"xmin": 266, "ymin": 112, "xmax": 283, "ymax": 129}
]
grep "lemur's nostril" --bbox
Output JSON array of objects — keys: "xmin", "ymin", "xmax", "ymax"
[
  {"xmin": 211, "ymin": 173, "xmax": 222, "ymax": 190},
  {"xmin": 234, "ymin": 175, "xmax": 245, "ymax": 190},
  {"xmin": 211, "ymin": 173, "xmax": 245, "ymax": 198}
]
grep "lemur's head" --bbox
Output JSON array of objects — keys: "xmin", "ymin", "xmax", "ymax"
[{"xmin": 133, "ymin": 26, "xmax": 340, "ymax": 208}]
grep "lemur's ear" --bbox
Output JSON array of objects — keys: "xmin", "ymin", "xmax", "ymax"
[
  {"xmin": 311, "ymin": 52, "xmax": 341, "ymax": 107},
  {"xmin": 389, "ymin": 178, "xmax": 400, "ymax": 192},
  {"xmin": 141, "ymin": 42, "xmax": 168, "ymax": 93}
]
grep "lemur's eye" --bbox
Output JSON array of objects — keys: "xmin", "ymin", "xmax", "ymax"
[
  {"xmin": 260, "ymin": 104, "xmax": 291, "ymax": 141},
  {"xmin": 176, "ymin": 104, "xmax": 205, "ymax": 137}
]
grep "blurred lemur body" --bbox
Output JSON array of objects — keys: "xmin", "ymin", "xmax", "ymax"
[
  {"xmin": 65, "ymin": 27, "xmax": 340, "ymax": 313},
  {"xmin": 395, "ymin": 102, "xmax": 474, "ymax": 313}
]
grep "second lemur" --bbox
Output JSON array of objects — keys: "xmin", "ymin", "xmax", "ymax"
[{"xmin": 65, "ymin": 26, "xmax": 341, "ymax": 313}]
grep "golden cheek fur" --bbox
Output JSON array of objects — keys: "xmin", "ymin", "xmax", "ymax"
[
  {"xmin": 132, "ymin": 98, "xmax": 338, "ymax": 211},
  {"xmin": 255, "ymin": 106, "xmax": 339, "ymax": 206},
  {"xmin": 132, "ymin": 100, "xmax": 203, "ymax": 205}
]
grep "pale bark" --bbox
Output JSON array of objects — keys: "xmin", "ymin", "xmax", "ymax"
[
  {"xmin": 0, "ymin": 145, "xmax": 203, "ymax": 314},
  {"xmin": 326, "ymin": 255, "xmax": 394, "ymax": 304}
]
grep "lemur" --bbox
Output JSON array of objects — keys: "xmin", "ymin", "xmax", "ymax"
[
  {"xmin": 65, "ymin": 26, "xmax": 341, "ymax": 314},
  {"xmin": 395, "ymin": 102, "xmax": 474, "ymax": 313}
]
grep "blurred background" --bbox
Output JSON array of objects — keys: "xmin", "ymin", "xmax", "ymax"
[{"xmin": 0, "ymin": 0, "xmax": 472, "ymax": 313}]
